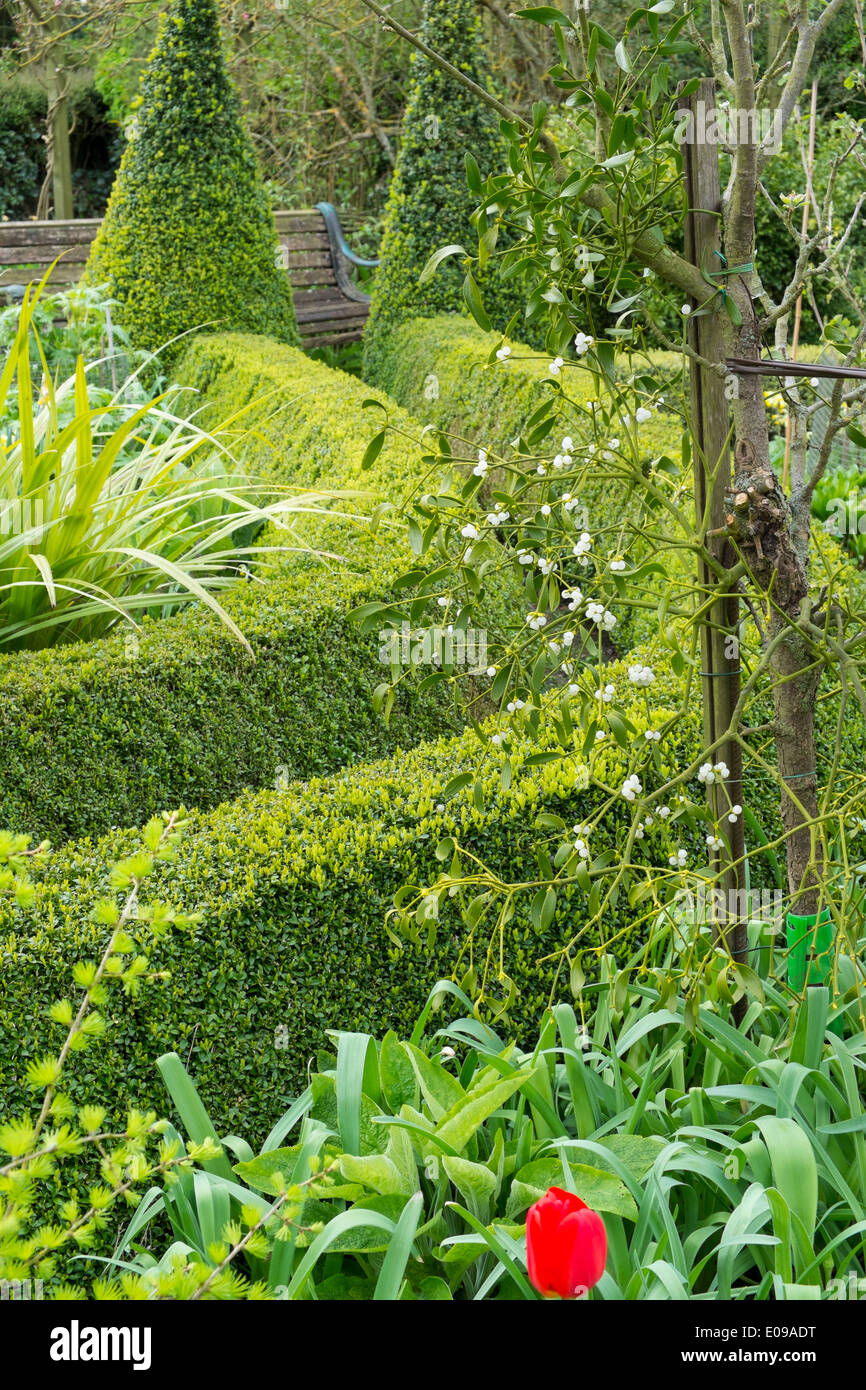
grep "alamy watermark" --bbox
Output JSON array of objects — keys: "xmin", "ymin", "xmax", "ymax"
[
  {"xmin": 1, "ymin": 1277, "xmax": 44, "ymax": 1300},
  {"xmin": 674, "ymin": 101, "xmax": 782, "ymax": 152},
  {"xmin": 672, "ymin": 886, "xmax": 784, "ymax": 932},
  {"xmin": 828, "ymin": 1274, "xmax": 866, "ymax": 1299},
  {"xmin": 823, "ymin": 492, "xmax": 866, "ymax": 536},
  {"xmin": 0, "ymin": 498, "xmax": 44, "ymax": 542},
  {"xmin": 378, "ymin": 622, "xmax": 488, "ymax": 673},
  {"xmin": 49, "ymin": 1321, "xmax": 151, "ymax": 1371}
]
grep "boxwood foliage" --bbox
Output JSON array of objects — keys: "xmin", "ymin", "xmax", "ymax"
[
  {"xmin": 369, "ymin": 312, "xmax": 681, "ymax": 457},
  {"xmin": 84, "ymin": 0, "xmax": 298, "ymax": 357},
  {"xmin": 363, "ymin": 0, "xmax": 524, "ymax": 383},
  {"xmin": 0, "ymin": 334, "xmax": 474, "ymax": 843},
  {"xmin": 0, "ymin": 669, "xmax": 685, "ymax": 1142},
  {"xmin": 0, "ymin": 648, "xmax": 859, "ymax": 1139},
  {"xmin": 370, "ymin": 314, "xmax": 828, "ymax": 459}
]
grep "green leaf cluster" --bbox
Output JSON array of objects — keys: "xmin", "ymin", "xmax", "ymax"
[{"xmin": 84, "ymin": 0, "xmax": 298, "ymax": 359}]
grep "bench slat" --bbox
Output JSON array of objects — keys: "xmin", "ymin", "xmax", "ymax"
[
  {"xmin": 1, "ymin": 209, "xmax": 374, "ymax": 346},
  {"xmin": 279, "ymin": 233, "xmax": 330, "ymax": 253},
  {"xmin": 295, "ymin": 300, "xmax": 370, "ymax": 325},
  {"xmin": 0, "ymin": 245, "xmax": 91, "ymax": 266},
  {"xmin": 302, "ymin": 329, "xmax": 366, "ymax": 348},
  {"xmin": 289, "ymin": 268, "xmax": 338, "ymax": 287},
  {"xmin": 283, "ymin": 249, "xmax": 334, "ymax": 269},
  {"xmin": 1, "ymin": 264, "xmax": 83, "ymax": 286}
]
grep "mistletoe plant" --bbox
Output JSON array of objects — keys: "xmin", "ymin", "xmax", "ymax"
[{"xmin": 355, "ymin": 0, "xmax": 866, "ymax": 1026}]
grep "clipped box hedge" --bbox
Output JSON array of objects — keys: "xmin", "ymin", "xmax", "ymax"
[
  {"xmin": 371, "ymin": 313, "xmax": 829, "ymax": 454},
  {"xmin": 0, "ymin": 336, "xmax": 479, "ymax": 843},
  {"xmin": 0, "ymin": 648, "xmax": 860, "ymax": 1141},
  {"xmin": 0, "ymin": 663, "xmax": 686, "ymax": 1141},
  {"xmin": 368, "ymin": 312, "xmax": 681, "ymax": 457},
  {"xmin": 368, "ymin": 313, "xmax": 694, "ymax": 655}
]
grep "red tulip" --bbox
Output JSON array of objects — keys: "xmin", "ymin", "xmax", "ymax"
[{"xmin": 526, "ymin": 1186, "xmax": 607, "ymax": 1299}]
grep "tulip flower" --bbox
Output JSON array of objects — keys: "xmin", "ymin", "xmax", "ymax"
[{"xmin": 526, "ymin": 1187, "xmax": 607, "ymax": 1299}]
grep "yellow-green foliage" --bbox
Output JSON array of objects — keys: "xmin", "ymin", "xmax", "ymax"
[
  {"xmin": 363, "ymin": 0, "xmax": 524, "ymax": 381},
  {"xmin": 0, "ymin": 335, "xmax": 473, "ymax": 842},
  {"xmin": 0, "ymin": 661, "xmax": 688, "ymax": 1139},
  {"xmin": 0, "ymin": 625, "xmax": 859, "ymax": 1136},
  {"xmin": 84, "ymin": 0, "xmax": 298, "ymax": 357},
  {"xmin": 369, "ymin": 313, "xmax": 689, "ymax": 651},
  {"xmin": 370, "ymin": 312, "xmax": 681, "ymax": 457}
]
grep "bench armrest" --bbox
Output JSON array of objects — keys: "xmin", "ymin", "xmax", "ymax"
[{"xmin": 315, "ymin": 202, "xmax": 380, "ymax": 269}]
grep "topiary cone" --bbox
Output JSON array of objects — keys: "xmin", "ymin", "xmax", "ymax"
[
  {"xmin": 85, "ymin": 0, "xmax": 299, "ymax": 359},
  {"xmin": 363, "ymin": 0, "xmax": 524, "ymax": 382}
]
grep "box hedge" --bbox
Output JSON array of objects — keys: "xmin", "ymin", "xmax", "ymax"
[
  {"xmin": 0, "ymin": 663, "xmax": 688, "ymax": 1142},
  {"xmin": 3, "ymin": 637, "xmax": 859, "ymax": 1141},
  {"xmin": 363, "ymin": 311, "xmax": 866, "ymax": 832},
  {"xmin": 1, "ymin": 653, "xmax": 860, "ymax": 1143},
  {"xmin": 367, "ymin": 312, "xmax": 692, "ymax": 652},
  {"xmin": 368, "ymin": 312, "xmax": 681, "ymax": 457},
  {"xmin": 0, "ymin": 334, "xmax": 485, "ymax": 843}
]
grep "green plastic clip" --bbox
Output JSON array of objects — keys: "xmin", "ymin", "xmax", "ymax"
[{"xmin": 786, "ymin": 907, "xmax": 843, "ymax": 1036}]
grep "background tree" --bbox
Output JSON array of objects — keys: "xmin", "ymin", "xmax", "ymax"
[
  {"xmin": 357, "ymin": 0, "xmax": 866, "ymax": 1012},
  {"xmin": 84, "ymin": 0, "xmax": 298, "ymax": 356},
  {"xmin": 4, "ymin": 1, "xmax": 152, "ymax": 218}
]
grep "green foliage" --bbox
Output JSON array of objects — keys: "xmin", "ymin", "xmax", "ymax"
[
  {"xmin": 813, "ymin": 462, "xmax": 866, "ymax": 563},
  {"xmin": 752, "ymin": 113, "xmax": 866, "ymax": 341},
  {"xmin": 363, "ymin": 0, "xmax": 524, "ymax": 382},
  {"xmin": 0, "ymin": 286, "xmax": 311, "ymax": 657},
  {"xmin": 99, "ymin": 965, "xmax": 866, "ymax": 1299},
  {"xmin": 0, "ymin": 331, "xmax": 466, "ymax": 841},
  {"xmin": 84, "ymin": 0, "xmax": 298, "ymax": 358},
  {"xmin": 0, "ymin": 79, "xmax": 120, "ymax": 221},
  {"xmin": 0, "ymin": 817, "xmax": 215, "ymax": 1299},
  {"xmin": 370, "ymin": 312, "xmax": 679, "ymax": 456},
  {"xmin": 0, "ymin": 81, "xmax": 44, "ymax": 222},
  {"xmin": 6, "ymin": 883, "xmax": 866, "ymax": 1297},
  {"xmin": 368, "ymin": 311, "xmax": 691, "ymax": 653},
  {"xmin": 0, "ymin": 281, "xmax": 140, "ymax": 408},
  {"xmin": 0, "ymin": 671, "xmax": 689, "ymax": 1146},
  {"xmin": 354, "ymin": 307, "xmax": 866, "ymax": 996}
]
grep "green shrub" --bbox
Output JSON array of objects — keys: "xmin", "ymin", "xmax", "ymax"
[
  {"xmin": 363, "ymin": 0, "xmax": 523, "ymax": 382},
  {"xmin": 0, "ymin": 333, "xmax": 469, "ymax": 842},
  {"xmin": 84, "ymin": 0, "xmax": 298, "ymax": 357},
  {"xmin": 368, "ymin": 313, "xmax": 680, "ymax": 457},
  {"xmin": 0, "ymin": 645, "xmax": 860, "ymax": 1154},
  {"xmin": 0, "ymin": 819, "xmax": 227, "ymax": 1300},
  {"xmin": 0, "ymin": 79, "xmax": 121, "ymax": 221},
  {"xmin": 367, "ymin": 312, "xmax": 690, "ymax": 653},
  {"xmin": 0, "ymin": 81, "xmax": 45, "ymax": 222},
  {"xmin": 0, "ymin": 674, "xmax": 687, "ymax": 1146}
]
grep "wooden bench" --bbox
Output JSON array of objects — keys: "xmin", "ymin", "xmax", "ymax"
[{"xmin": 0, "ymin": 203, "xmax": 378, "ymax": 349}]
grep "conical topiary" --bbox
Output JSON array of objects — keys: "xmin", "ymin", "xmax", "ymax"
[
  {"xmin": 85, "ymin": 0, "xmax": 298, "ymax": 357},
  {"xmin": 363, "ymin": 0, "xmax": 522, "ymax": 381}
]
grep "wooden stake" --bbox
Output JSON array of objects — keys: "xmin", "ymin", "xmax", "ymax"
[{"xmin": 679, "ymin": 79, "xmax": 747, "ymax": 987}]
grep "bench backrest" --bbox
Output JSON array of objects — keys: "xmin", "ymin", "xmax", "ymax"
[{"xmin": 0, "ymin": 209, "xmax": 372, "ymax": 347}]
